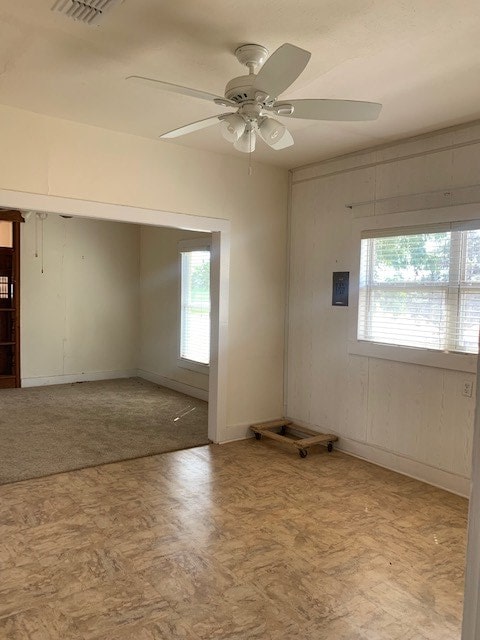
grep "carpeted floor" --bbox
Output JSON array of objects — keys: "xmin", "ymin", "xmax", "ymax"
[{"xmin": 0, "ymin": 377, "xmax": 209, "ymax": 485}]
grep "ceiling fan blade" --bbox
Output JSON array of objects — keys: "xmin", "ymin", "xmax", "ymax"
[
  {"xmin": 280, "ymin": 99, "xmax": 382, "ymax": 121},
  {"xmin": 160, "ymin": 114, "xmax": 229, "ymax": 139},
  {"xmin": 127, "ymin": 75, "xmax": 223, "ymax": 103},
  {"xmin": 253, "ymin": 43, "xmax": 311, "ymax": 99},
  {"xmin": 270, "ymin": 129, "xmax": 294, "ymax": 150}
]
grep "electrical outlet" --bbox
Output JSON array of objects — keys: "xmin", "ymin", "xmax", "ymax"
[{"xmin": 463, "ymin": 381, "xmax": 473, "ymax": 398}]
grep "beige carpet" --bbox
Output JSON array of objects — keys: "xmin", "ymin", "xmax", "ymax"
[{"xmin": 0, "ymin": 377, "xmax": 209, "ymax": 485}]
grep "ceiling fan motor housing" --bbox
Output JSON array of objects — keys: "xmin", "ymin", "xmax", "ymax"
[{"xmin": 224, "ymin": 76, "xmax": 258, "ymax": 104}]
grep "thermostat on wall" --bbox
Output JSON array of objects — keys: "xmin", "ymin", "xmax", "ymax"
[{"xmin": 332, "ymin": 272, "xmax": 349, "ymax": 306}]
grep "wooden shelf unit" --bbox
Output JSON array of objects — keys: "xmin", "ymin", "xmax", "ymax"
[{"xmin": 0, "ymin": 211, "xmax": 21, "ymax": 388}]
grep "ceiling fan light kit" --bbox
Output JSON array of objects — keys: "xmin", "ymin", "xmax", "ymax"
[
  {"xmin": 127, "ymin": 42, "xmax": 382, "ymax": 154},
  {"xmin": 220, "ymin": 113, "xmax": 246, "ymax": 142},
  {"xmin": 259, "ymin": 117, "xmax": 286, "ymax": 144},
  {"xmin": 234, "ymin": 127, "xmax": 256, "ymax": 153}
]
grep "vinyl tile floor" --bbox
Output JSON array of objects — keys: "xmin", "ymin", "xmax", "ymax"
[{"xmin": 0, "ymin": 439, "xmax": 468, "ymax": 639}]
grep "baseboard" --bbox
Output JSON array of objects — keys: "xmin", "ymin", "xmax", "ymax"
[
  {"xmin": 22, "ymin": 369, "xmax": 137, "ymax": 388},
  {"xmin": 287, "ymin": 416, "xmax": 470, "ymax": 498},
  {"xmin": 137, "ymin": 369, "xmax": 208, "ymax": 402}
]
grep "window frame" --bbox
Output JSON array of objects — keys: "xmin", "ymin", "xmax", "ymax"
[
  {"xmin": 347, "ymin": 204, "xmax": 480, "ymax": 374},
  {"xmin": 178, "ymin": 237, "xmax": 211, "ymax": 375}
]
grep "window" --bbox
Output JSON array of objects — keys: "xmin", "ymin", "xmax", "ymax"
[
  {"xmin": 0, "ymin": 276, "xmax": 8, "ymax": 299},
  {"xmin": 180, "ymin": 244, "xmax": 211, "ymax": 366},
  {"xmin": 0, "ymin": 221, "xmax": 13, "ymax": 248},
  {"xmin": 358, "ymin": 222, "xmax": 480, "ymax": 355}
]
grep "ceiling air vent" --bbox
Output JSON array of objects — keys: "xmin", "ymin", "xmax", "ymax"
[{"xmin": 51, "ymin": 0, "xmax": 123, "ymax": 25}]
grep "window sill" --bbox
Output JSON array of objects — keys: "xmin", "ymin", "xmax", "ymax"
[
  {"xmin": 178, "ymin": 358, "xmax": 210, "ymax": 375},
  {"xmin": 348, "ymin": 340, "xmax": 477, "ymax": 373}
]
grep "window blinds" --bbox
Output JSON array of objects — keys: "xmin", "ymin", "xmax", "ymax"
[
  {"xmin": 358, "ymin": 222, "xmax": 480, "ymax": 354},
  {"xmin": 180, "ymin": 250, "xmax": 211, "ymax": 364}
]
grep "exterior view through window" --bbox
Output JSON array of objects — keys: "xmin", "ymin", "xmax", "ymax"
[
  {"xmin": 180, "ymin": 249, "xmax": 211, "ymax": 365},
  {"xmin": 358, "ymin": 223, "xmax": 480, "ymax": 354}
]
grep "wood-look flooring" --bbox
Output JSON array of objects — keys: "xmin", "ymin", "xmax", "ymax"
[{"xmin": 0, "ymin": 439, "xmax": 468, "ymax": 639}]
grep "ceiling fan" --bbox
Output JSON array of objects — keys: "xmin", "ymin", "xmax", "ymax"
[{"xmin": 127, "ymin": 43, "xmax": 382, "ymax": 153}]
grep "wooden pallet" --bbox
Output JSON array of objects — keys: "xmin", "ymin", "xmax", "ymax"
[{"xmin": 250, "ymin": 419, "xmax": 338, "ymax": 458}]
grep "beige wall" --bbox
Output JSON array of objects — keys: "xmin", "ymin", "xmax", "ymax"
[
  {"xmin": 21, "ymin": 216, "xmax": 211, "ymax": 394},
  {"xmin": 1, "ymin": 104, "xmax": 288, "ymax": 434},
  {"xmin": 288, "ymin": 121, "xmax": 480, "ymax": 496},
  {"xmin": 139, "ymin": 226, "xmax": 210, "ymax": 395},
  {"xmin": 21, "ymin": 214, "xmax": 140, "ymax": 384}
]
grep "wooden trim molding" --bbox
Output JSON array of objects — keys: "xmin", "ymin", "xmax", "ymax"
[
  {"xmin": 0, "ymin": 209, "xmax": 24, "ymax": 223},
  {"xmin": 13, "ymin": 221, "xmax": 20, "ymax": 387}
]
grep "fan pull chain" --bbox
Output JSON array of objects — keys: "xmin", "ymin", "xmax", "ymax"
[
  {"xmin": 248, "ymin": 128, "xmax": 253, "ymax": 176},
  {"xmin": 34, "ymin": 214, "xmax": 39, "ymax": 258},
  {"xmin": 34, "ymin": 212, "xmax": 48, "ymax": 273},
  {"xmin": 41, "ymin": 216, "xmax": 45, "ymax": 274}
]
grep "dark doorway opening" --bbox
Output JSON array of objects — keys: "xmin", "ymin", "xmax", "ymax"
[{"xmin": 0, "ymin": 210, "xmax": 22, "ymax": 388}]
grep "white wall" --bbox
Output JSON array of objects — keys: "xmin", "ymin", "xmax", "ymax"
[
  {"xmin": 288, "ymin": 121, "xmax": 480, "ymax": 496},
  {"xmin": 0, "ymin": 104, "xmax": 288, "ymax": 436},
  {"xmin": 21, "ymin": 214, "xmax": 139, "ymax": 385},
  {"xmin": 139, "ymin": 226, "xmax": 210, "ymax": 398}
]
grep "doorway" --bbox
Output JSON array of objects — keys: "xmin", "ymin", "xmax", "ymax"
[
  {"xmin": 0, "ymin": 210, "xmax": 21, "ymax": 388},
  {"xmin": 0, "ymin": 189, "xmax": 230, "ymax": 444}
]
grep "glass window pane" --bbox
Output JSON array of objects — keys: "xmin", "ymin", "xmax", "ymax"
[
  {"xmin": 458, "ymin": 290, "xmax": 480, "ymax": 353},
  {"xmin": 464, "ymin": 229, "xmax": 480, "ymax": 283},
  {"xmin": 0, "ymin": 222, "xmax": 13, "ymax": 248},
  {"xmin": 367, "ymin": 289, "xmax": 447, "ymax": 350},
  {"xmin": 180, "ymin": 250, "xmax": 210, "ymax": 364},
  {"xmin": 371, "ymin": 233, "xmax": 451, "ymax": 284}
]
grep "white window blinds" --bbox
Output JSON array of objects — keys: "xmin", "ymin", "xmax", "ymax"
[
  {"xmin": 180, "ymin": 249, "xmax": 211, "ymax": 365},
  {"xmin": 358, "ymin": 222, "xmax": 480, "ymax": 354}
]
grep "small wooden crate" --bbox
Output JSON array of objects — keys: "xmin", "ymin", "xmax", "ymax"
[{"xmin": 250, "ymin": 419, "xmax": 338, "ymax": 458}]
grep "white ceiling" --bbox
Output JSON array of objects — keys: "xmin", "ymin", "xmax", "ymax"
[{"xmin": 1, "ymin": 0, "xmax": 480, "ymax": 169}]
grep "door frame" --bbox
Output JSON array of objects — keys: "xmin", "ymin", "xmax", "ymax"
[
  {"xmin": 0, "ymin": 188, "xmax": 230, "ymax": 444},
  {"xmin": 462, "ymin": 350, "xmax": 480, "ymax": 639},
  {"xmin": 12, "ymin": 218, "xmax": 20, "ymax": 388}
]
